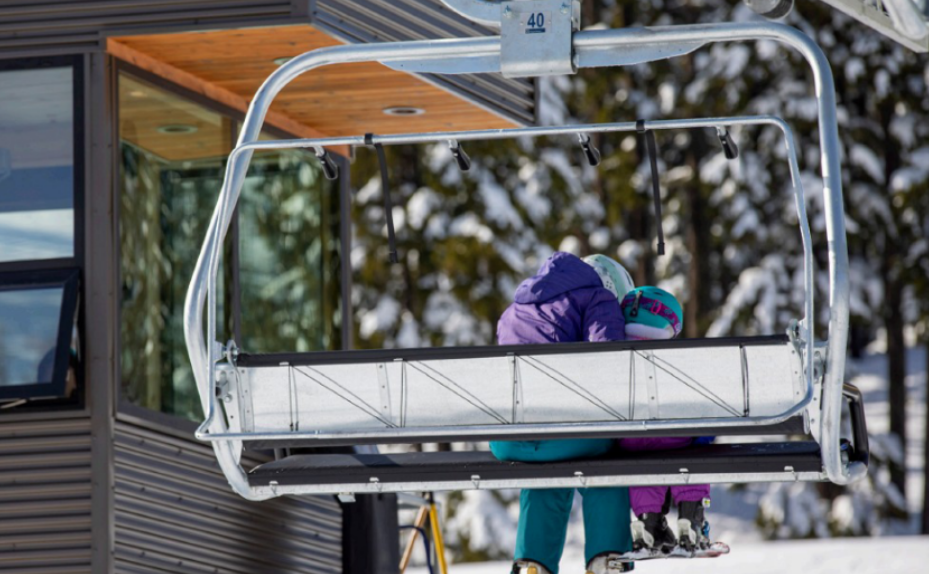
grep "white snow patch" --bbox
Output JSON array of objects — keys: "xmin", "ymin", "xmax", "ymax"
[
  {"xmin": 410, "ymin": 537, "xmax": 929, "ymax": 574},
  {"xmin": 356, "ymin": 174, "xmax": 382, "ymax": 203},
  {"xmin": 517, "ymin": 162, "xmax": 554, "ymax": 222},
  {"xmin": 722, "ymin": 44, "xmax": 750, "ymax": 79},
  {"xmin": 658, "ymin": 82, "xmax": 676, "ymax": 114},
  {"xmin": 845, "ymin": 57, "xmax": 865, "ymax": 82},
  {"xmin": 850, "ymin": 144, "xmax": 884, "ymax": 183},
  {"xmin": 617, "ymin": 240, "xmax": 643, "ymax": 270},
  {"xmin": 700, "ymin": 152, "xmax": 730, "ymax": 184},
  {"xmin": 875, "ymin": 69, "xmax": 890, "ymax": 99},
  {"xmin": 890, "ymin": 114, "xmax": 917, "ymax": 148},
  {"xmin": 449, "ymin": 213, "xmax": 494, "ymax": 243},
  {"xmin": 358, "ymin": 296, "xmax": 400, "ymax": 339},
  {"xmin": 588, "ymin": 227, "xmax": 610, "ymax": 251},
  {"xmin": 558, "ymin": 235, "xmax": 581, "ymax": 255},
  {"xmin": 541, "ymin": 149, "xmax": 584, "ymax": 196},
  {"xmin": 395, "ymin": 312, "xmax": 422, "ymax": 348},
  {"xmin": 479, "ymin": 173, "xmax": 522, "ymax": 228},
  {"xmin": 407, "ymin": 187, "xmax": 440, "ymax": 230},
  {"xmin": 707, "ymin": 255, "xmax": 784, "ymax": 337}
]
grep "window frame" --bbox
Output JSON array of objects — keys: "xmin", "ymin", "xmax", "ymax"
[
  {"xmin": 0, "ymin": 268, "xmax": 80, "ymax": 402},
  {"xmin": 0, "ymin": 55, "xmax": 85, "ymax": 408},
  {"xmin": 114, "ymin": 62, "xmax": 347, "ymax": 426},
  {"xmin": 0, "ymin": 55, "xmax": 85, "ymax": 274}
]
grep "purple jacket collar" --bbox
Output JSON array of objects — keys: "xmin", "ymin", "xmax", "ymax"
[{"xmin": 513, "ymin": 252, "xmax": 602, "ymax": 304}]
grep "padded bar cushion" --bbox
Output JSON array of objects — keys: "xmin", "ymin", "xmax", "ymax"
[
  {"xmin": 248, "ymin": 442, "xmax": 822, "ymax": 487},
  {"xmin": 238, "ymin": 334, "xmax": 789, "ymax": 367},
  {"xmin": 243, "ymin": 417, "xmax": 807, "ymax": 451}
]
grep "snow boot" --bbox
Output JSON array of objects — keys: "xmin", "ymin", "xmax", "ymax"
[
  {"xmin": 511, "ymin": 559, "xmax": 551, "ymax": 574},
  {"xmin": 677, "ymin": 499, "xmax": 710, "ymax": 552},
  {"xmin": 630, "ymin": 513, "xmax": 677, "ymax": 554},
  {"xmin": 586, "ymin": 552, "xmax": 632, "ymax": 574}
]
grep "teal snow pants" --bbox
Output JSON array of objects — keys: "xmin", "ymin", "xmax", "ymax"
[{"xmin": 489, "ymin": 439, "xmax": 633, "ymax": 574}]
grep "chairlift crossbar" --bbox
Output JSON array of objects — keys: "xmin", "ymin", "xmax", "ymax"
[
  {"xmin": 229, "ymin": 115, "xmax": 795, "ymax": 152},
  {"xmin": 185, "ymin": 19, "xmax": 866, "ymax": 500}
]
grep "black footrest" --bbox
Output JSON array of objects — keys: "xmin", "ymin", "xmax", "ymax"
[{"xmin": 248, "ymin": 442, "xmax": 822, "ymax": 487}]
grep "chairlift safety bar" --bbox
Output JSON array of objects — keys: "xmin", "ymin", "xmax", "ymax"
[
  {"xmin": 200, "ymin": 116, "xmax": 817, "ymax": 446},
  {"xmin": 185, "ymin": 21, "xmax": 863, "ymax": 500}
]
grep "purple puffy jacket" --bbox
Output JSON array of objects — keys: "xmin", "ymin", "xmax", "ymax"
[{"xmin": 496, "ymin": 252, "xmax": 626, "ymax": 345}]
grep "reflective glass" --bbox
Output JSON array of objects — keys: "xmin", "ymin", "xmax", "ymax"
[
  {"xmin": 0, "ymin": 287, "xmax": 62, "ymax": 386},
  {"xmin": 118, "ymin": 74, "xmax": 232, "ymax": 421},
  {"xmin": 238, "ymin": 145, "xmax": 340, "ymax": 353},
  {"xmin": 0, "ymin": 67, "xmax": 74, "ymax": 262}
]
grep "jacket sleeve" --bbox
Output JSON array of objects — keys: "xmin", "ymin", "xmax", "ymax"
[{"xmin": 582, "ymin": 289, "xmax": 626, "ymax": 342}]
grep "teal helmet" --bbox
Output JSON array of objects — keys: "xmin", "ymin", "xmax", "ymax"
[
  {"xmin": 620, "ymin": 286, "xmax": 683, "ymax": 340},
  {"xmin": 583, "ymin": 254, "xmax": 635, "ymax": 301}
]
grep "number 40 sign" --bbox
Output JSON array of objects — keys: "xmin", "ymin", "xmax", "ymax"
[
  {"xmin": 500, "ymin": 1, "xmax": 573, "ymax": 77},
  {"xmin": 523, "ymin": 11, "xmax": 549, "ymax": 34}
]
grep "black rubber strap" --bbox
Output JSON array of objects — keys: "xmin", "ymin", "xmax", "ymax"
[
  {"xmin": 365, "ymin": 133, "xmax": 398, "ymax": 264},
  {"xmin": 637, "ymin": 119, "xmax": 665, "ymax": 256}
]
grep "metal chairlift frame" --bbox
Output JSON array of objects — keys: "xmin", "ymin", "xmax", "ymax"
[{"xmin": 185, "ymin": 3, "xmax": 868, "ymax": 501}]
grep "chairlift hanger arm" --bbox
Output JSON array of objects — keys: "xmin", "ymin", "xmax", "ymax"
[{"xmin": 185, "ymin": 21, "xmax": 858, "ymax": 500}]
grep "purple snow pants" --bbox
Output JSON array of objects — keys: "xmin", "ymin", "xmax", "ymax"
[{"xmin": 619, "ymin": 437, "xmax": 710, "ymax": 515}]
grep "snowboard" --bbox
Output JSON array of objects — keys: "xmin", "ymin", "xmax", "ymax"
[{"xmin": 610, "ymin": 542, "xmax": 731, "ymax": 562}]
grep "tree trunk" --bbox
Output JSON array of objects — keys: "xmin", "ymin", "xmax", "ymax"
[
  {"xmin": 885, "ymin": 273, "xmax": 907, "ymax": 497},
  {"xmin": 684, "ymin": 132, "xmax": 711, "ymax": 338},
  {"xmin": 922, "ymin": 338, "xmax": 929, "ymax": 534},
  {"xmin": 879, "ymin": 99, "xmax": 907, "ymax": 499}
]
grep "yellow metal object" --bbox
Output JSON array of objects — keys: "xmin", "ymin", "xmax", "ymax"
[
  {"xmin": 527, "ymin": 567, "xmax": 538, "ymax": 574},
  {"xmin": 428, "ymin": 497, "xmax": 449, "ymax": 574}
]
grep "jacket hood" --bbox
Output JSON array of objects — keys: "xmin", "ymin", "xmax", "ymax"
[{"xmin": 513, "ymin": 252, "xmax": 604, "ymax": 304}]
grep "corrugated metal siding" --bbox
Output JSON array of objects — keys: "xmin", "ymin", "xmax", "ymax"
[
  {"xmin": 313, "ymin": 0, "xmax": 537, "ymax": 125},
  {"xmin": 114, "ymin": 422, "xmax": 341, "ymax": 574},
  {"xmin": 0, "ymin": 417, "xmax": 94, "ymax": 573},
  {"xmin": 0, "ymin": 1, "xmax": 296, "ymax": 56}
]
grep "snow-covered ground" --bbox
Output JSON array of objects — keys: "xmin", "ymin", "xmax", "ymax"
[{"xmin": 410, "ymin": 536, "xmax": 929, "ymax": 574}]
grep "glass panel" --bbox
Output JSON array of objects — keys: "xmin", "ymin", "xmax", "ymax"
[
  {"xmin": 0, "ymin": 287, "xmax": 62, "ymax": 386},
  {"xmin": 0, "ymin": 66, "xmax": 74, "ymax": 262},
  {"xmin": 238, "ymin": 144, "xmax": 340, "ymax": 353},
  {"xmin": 118, "ymin": 74, "xmax": 233, "ymax": 421}
]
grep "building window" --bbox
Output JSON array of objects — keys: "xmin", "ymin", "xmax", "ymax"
[
  {"xmin": 0, "ymin": 270, "xmax": 80, "ymax": 403},
  {"xmin": 238, "ymin": 147, "xmax": 342, "ymax": 354},
  {"xmin": 0, "ymin": 64, "xmax": 77, "ymax": 263},
  {"xmin": 0, "ymin": 57, "xmax": 83, "ymax": 407},
  {"xmin": 117, "ymin": 69, "xmax": 341, "ymax": 422}
]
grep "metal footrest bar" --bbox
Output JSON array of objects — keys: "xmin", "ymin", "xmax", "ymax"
[{"xmin": 248, "ymin": 442, "xmax": 826, "ymax": 496}]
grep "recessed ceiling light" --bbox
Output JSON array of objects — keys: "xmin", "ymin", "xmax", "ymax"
[
  {"xmin": 383, "ymin": 106, "xmax": 425, "ymax": 116},
  {"xmin": 128, "ymin": 90, "xmax": 146, "ymax": 98},
  {"xmin": 273, "ymin": 57, "xmax": 294, "ymax": 66},
  {"xmin": 157, "ymin": 124, "xmax": 198, "ymax": 135}
]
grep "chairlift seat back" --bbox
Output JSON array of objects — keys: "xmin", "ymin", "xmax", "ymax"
[{"xmin": 224, "ymin": 335, "xmax": 807, "ymax": 448}]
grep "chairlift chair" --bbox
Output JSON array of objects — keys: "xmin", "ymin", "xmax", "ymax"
[{"xmin": 185, "ymin": 0, "xmax": 872, "ymax": 501}]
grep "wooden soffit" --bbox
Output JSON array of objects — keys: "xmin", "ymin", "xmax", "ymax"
[{"xmin": 108, "ymin": 24, "xmax": 517, "ymax": 157}]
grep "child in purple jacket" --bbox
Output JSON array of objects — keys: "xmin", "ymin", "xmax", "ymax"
[
  {"xmin": 491, "ymin": 252, "xmax": 636, "ymax": 574},
  {"xmin": 617, "ymin": 287, "xmax": 712, "ymax": 556}
]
